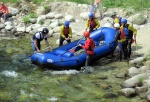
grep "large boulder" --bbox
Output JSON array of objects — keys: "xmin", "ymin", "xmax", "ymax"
[
  {"xmin": 128, "ymin": 13, "xmax": 146, "ymax": 25},
  {"xmin": 8, "ymin": 7, "xmax": 19, "ymax": 16}
]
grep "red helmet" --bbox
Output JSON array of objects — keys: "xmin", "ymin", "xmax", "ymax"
[{"xmin": 84, "ymin": 31, "xmax": 90, "ymax": 37}]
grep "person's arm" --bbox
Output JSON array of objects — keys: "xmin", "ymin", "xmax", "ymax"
[
  {"xmin": 85, "ymin": 19, "xmax": 89, "ymax": 30},
  {"xmin": 81, "ymin": 40, "xmax": 91, "ymax": 50},
  {"xmin": 34, "ymin": 40, "xmax": 40, "ymax": 52},
  {"xmin": 128, "ymin": 24, "xmax": 137, "ymax": 39},
  {"xmin": 60, "ymin": 26, "xmax": 65, "ymax": 38},
  {"xmin": 68, "ymin": 27, "xmax": 72, "ymax": 38},
  {"xmin": 95, "ymin": 19, "xmax": 100, "ymax": 29}
]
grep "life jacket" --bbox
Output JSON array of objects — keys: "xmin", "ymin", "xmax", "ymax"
[
  {"xmin": 88, "ymin": 18, "xmax": 97, "ymax": 29},
  {"xmin": 32, "ymin": 31, "xmax": 47, "ymax": 43},
  {"xmin": 118, "ymin": 29, "xmax": 126, "ymax": 42},
  {"xmin": 63, "ymin": 27, "xmax": 69, "ymax": 35},
  {"xmin": 86, "ymin": 38, "xmax": 95, "ymax": 55},
  {"xmin": 123, "ymin": 26, "xmax": 129, "ymax": 36}
]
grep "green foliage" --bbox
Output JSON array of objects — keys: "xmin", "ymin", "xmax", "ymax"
[
  {"xmin": 28, "ymin": 13, "xmax": 37, "ymax": 18},
  {"xmin": 3, "ymin": 0, "xmax": 150, "ymax": 11},
  {"xmin": 23, "ymin": 16, "xmax": 30, "ymax": 24},
  {"xmin": 39, "ymin": 19, "xmax": 44, "ymax": 25}
]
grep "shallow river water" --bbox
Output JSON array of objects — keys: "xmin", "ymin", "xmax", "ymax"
[{"xmin": 0, "ymin": 34, "xmax": 146, "ymax": 102}]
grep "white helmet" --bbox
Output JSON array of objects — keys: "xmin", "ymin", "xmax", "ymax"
[{"xmin": 114, "ymin": 23, "xmax": 120, "ymax": 28}]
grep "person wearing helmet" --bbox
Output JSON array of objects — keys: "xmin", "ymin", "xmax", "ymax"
[
  {"xmin": 120, "ymin": 18, "xmax": 137, "ymax": 59},
  {"xmin": 113, "ymin": 23, "xmax": 127, "ymax": 61},
  {"xmin": 31, "ymin": 28, "xmax": 51, "ymax": 53},
  {"xmin": 79, "ymin": 31, "xmax": 95, "ymax": 66},
  {"xmin": 59, "ymin": 21, "xmax": 72, "ymax": 46},
  {"xmin": 110, "ymin": 12, "xmax": 122, "ymax": 26},
  {"xmin": 85, "ymin": 13, "xmax": 100, "ymax": 33}
]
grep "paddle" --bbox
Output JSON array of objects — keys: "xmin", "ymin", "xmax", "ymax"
[
  {"xmin": 59, "ymin": 35, "xmax": 84, "ymax": 56},
  {"xmin": 19, "ymin": 46, "xmax": 52, "ymax": 62}
]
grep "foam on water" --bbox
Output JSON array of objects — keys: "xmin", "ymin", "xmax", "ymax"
[
  {"xmin": 46, "ymin": 69, "xmax": 79, "ymax": 75},
  {"xmin": 1, "ymin": 70, "xmax": 18, "ymax": 78}
]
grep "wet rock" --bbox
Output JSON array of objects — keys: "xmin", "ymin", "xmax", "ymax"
[
  {"xmin": 135, "ymin": 86, "xmax": 147, "ymax": 94},
  {"xmin": 115, "ymin": 72, "xmax": 126, "ymax": 78},
  {"xmin": 122, "ymin": 73, "xmax": 149, "ymax": 88},
  {"xmin": 128, "ymin": 67, "xmax": 140, "ymax": 77},
  {"xmin": 119, "ymin": 88, "xmax": 136, "ymax": 97},
  {"xmin": 139, "ymin": 66, "xmax": 149, "ymax": 73}
]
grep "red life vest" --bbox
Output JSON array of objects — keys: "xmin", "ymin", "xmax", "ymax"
[
  {"xmin": 84, "ymin": 38, "xmax": 95, "ymax": 55},
  {"xmin": 119, "ymin": 28, "xmax": 125, "ymax": 40},
  {"xmin": 89, "ymin": 19, "xmax": 97, "ymax": 29},
  {"xmin": 63, "ymin": 27, "xmax": 69, "ymax": 35}
]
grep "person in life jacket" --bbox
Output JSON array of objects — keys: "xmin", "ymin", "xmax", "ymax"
[
  {"xmin": 0, "ymin": 2, "xmax": 11, "ymax": 22},
  {"xmin": 59, "ymin": 21, "xmax": 72, "ymax": 46},
  {"xmin": 114, "ymin": 23, "xmax": 128, "ymax": 61},
  {"xmin": 120, "ymin": 19, "xmax": 137, "ymax": 59},
  {"xmin": 110, "ymin": 12, "xmax": 122, "ymax": 26},
  {"xmin": 85, "ymin": 13, "xmax": 100, "ymax": 33},
  {"xmin": 31, "ymin": 28, "xmax": 51, "ymax": 53},
  {"xmin": 79, "ymin": 31, "xmax": 95, "ymax": 66}
]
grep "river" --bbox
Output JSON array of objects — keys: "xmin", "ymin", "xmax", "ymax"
[{"xmin": 0, "ymin": 34, "xmax": 145, "ymax": 102}]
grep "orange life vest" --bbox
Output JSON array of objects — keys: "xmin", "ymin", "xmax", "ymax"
[{"xmin": 119, "ymin": 29, "xmax": 125, "ymax": 40}]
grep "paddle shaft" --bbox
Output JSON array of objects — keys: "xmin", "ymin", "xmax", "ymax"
[{"xmin": 60, "ymin": 35, "xmax": 84, "ymax": 56}]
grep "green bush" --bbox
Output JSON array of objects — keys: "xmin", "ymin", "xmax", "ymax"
[
  {"xmin": 28, "ymin": 13, "xmax": 37, "ymax": 18},
  {"xmin": 23, "ymin": 17, "xmax": 30, "ymax": 24},
  {"xmin": 39, "ymin": 19, "xmax": 44, "ymax": 25}
]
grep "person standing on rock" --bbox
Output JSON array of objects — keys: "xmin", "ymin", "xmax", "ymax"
[
  {"xmin": 78, "ymin": 31, "xmax": 95, "ymax": 66},
  {"xmin": 94, "ymin": 0, "xmax": 103, "ymax": 20},
  {"xmin": 85, "ymin": 13, "xmax": 100, "ymax": 33},
  {"xmin": 120, "ymin": 19, "xmax": 137, "ymax": 59},
  {"xmin": 0, "ymin": 2, "xmax": 10, "ymax": 22},
  {"xmin": 59, "ymin": 21, "xmax": 72, "ymax": 46},
  {"xmin": 31, "ymin": 28, "xmax": 52, "ymax": 53},
  {"xmin": 113, "ymin": 23, "xmax": 127, "ymax": 61}
]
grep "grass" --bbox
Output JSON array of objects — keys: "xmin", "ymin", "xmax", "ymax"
[{"xmin": 2, "ymin": 0, "xmax": 150, "ymax": 11}]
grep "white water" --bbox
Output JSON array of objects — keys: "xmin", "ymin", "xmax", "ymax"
[
  {"xmin": 1, "ymin": 70, "xmax": 18, "ymax": 78},
  {"xmin": 45, "ymin": 69, "xmax": 79, "ymax": 75}
]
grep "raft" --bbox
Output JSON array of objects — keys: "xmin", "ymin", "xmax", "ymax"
[{"xmin": 31, "ymin": 27, "xmax": 117, "ymax": 70}]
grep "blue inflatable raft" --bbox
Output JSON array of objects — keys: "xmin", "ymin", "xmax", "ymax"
[{"xmin": 31, "ymin": 27, "xmax": 117, "ymax": 70}]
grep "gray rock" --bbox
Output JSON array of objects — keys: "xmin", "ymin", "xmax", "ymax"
[
  {"xmin": 0, "ymin": 24, "xmax": 5, "ymax": 29},
  {"xmin": 65, "ymin": 15, "xmax": 74, "ymax": 22},
  {"xmin": 128, "ymin": 67, "xmax": 140, "ymax": 77},
  {"xmin": 119, "ymin": 88, "xmax": 136, "ymax": 97},
  {"xmin": 46, "ymin": 12, "xmax": 55, "ymax": 19},
  {"xmin": 122, "ymin": 73, "xmax": 149, "ymax": 88},
  {"xmin": 8, "ymin": 7, "xmax": 19, "ymax": 16},
  {"xmin": 36, "ymin": 6, "xmax": 45, "ymax": 16},
  {"xmin": 128, "ymin": 13, "xmax": 146, "ymax": 25}
]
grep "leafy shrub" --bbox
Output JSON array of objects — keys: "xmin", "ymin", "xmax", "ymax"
[
  {"xmin": 28, "ymin": 13, "xmax": 37, "ymax": 18},
  {"xmin": 23, "ymin": 17, "xmax": 30, "ymax": 24},
  {"xmin": 39, "ymin": 19, "xmax": 44, "ymax": 25}
]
